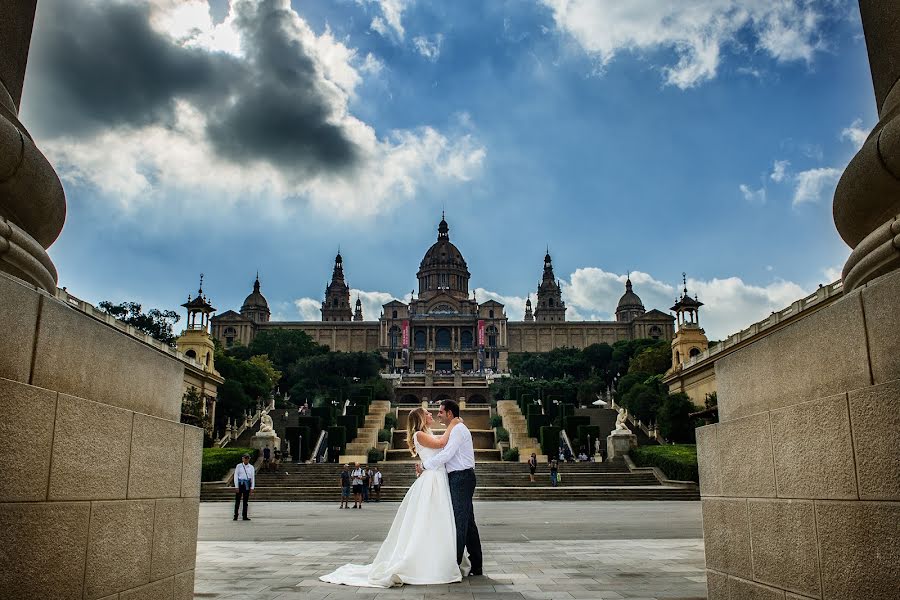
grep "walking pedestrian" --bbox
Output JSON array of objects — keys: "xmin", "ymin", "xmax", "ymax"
[
  {"xmin": 362, "ymin": 465, "xmax": 371, "ymax": 502},
  {"xmin": 233, "ymin": 453, "xmax": 255, "ymax": 520},
  {"xmin": 528, "ymin": 452, "xmax": 537, "ymax": 483},
  {"xmin": 549, "ymin": 458, "xmax": 559, "ymax": 487}
]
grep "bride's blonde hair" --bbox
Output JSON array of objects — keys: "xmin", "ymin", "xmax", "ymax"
[{"xmin": 406, "ymin": 408, "xmax": 430, "ymax": 456}]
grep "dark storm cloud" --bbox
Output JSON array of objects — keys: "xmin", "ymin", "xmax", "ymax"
[
  {"xmin": 204, "ymin": 0, "xmax": 358, "ymax": 171},
  {"xmin": 25, "ymin": 0, "xmax": 359, "ymax": 173}
]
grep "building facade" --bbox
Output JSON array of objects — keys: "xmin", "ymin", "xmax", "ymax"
[{"xmin": 211, "ymin": 217, "xmax": 675, "ymax": 374}]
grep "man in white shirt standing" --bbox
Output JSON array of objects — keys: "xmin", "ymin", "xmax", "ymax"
[
  {"xmin": 417, "ymin": 400, "xmax": 483, "ymax": 576},
  {"xmin": 234, "ymin": 453, "xmax": 255, "ymax": 521}
]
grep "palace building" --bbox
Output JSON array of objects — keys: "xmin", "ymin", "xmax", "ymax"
[{"xmin": 210, "ymin": 216, "xmax": 675, "ymax": 386}]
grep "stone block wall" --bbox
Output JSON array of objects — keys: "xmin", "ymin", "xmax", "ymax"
[
  {"xmin": 0, "ymin": 271, "xmax": 201, "ymax": 600},
  {"xmin": 697, "ymin": 269, "xmax": 900, "ymax": 600}
]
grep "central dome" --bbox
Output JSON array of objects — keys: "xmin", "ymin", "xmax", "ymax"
[{"xmin": 417, "ymin": 216, "xmax": 471, "ymax": 301}]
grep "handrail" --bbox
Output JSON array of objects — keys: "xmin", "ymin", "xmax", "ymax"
[
  {"xmin": 311, "ymin": 430, "xmax": 328, "ymax": 463},
  {"xmin": 559, "ymin": 429, "xmax": 576, "ymax": 459}
]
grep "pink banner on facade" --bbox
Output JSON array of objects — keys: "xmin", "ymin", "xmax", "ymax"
[
  {"xmin": 478, "ymin": 320, "xmax": 485, "ymax": 346},
  {"xmin": 402, "ymin": 320, "xmax": 409, "ymax": 347}
]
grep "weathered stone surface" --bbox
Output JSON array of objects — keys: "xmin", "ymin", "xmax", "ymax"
[
  {"xmin": 748, "ymin": 499, "xmax": 820, "ymax": 598},
  {"xmin": 862, "ymin": 270, "xmax": 900, "ymax": 384},
  {"xmin": 706, "ymin": 569, "xmax": 728, "ymax": 600},
  {"xmin": 816, "ymin": 501, "xmax": 900, "ymax": 600},
  {"xmin": 128, "ymin": 413, "xmax": 184, "ymax": 499},
  {"xmin": 727, "ymin": 576, "xmax": 787, "ymax": 600},
  {"xmin": 48, "ymin": 394, "xmax": 134, "ymax": 500},
  {"xmin": 181, "ymin": 426, "xmax": 203, "ymax": 498},
  {"xmin": 119, "ymin": 577, "xmax": 174, "ymax": 600},
  {"xmin": 84, "ymin": 500, "xmax": 155, "ymax": 599},
  {"xmin": 702, "ymin": 498, "xmax": 751, "ymax": 579},
  {"xmin": 717, "ymin": 413, "xmax": 776, "ymax": 498},
  {"xmin": 0, "ymin": 377, "xmax": 56, "ymax": 501},
  {"xmin": 696, "ymin": 423, "xmax": 721, "ymax": 497},
  {"xmin": 0, "ymin": 502, "xmax": 90, "ymax": 600},
  {"xmin": 849, "ymin": 379, "xmax": 900, "ymax": 500},
  {"xmin": 770, "ymin": 393, "xmax": 857, "ymax": 499},
  {"xmin": 49, "ymin": 393, "xmax": 133, "ymax": 500},
  {"xmin": 715, "ymin": 293, "xmax": 869, "ymax": 422},
  {"xmin": 0, "ymin": 272, "xmax": 39, "ymax": 382},
  {"xmin": 151, "ymin": 498, "xmax": 200, "ymax": 580},
  {"xmin": 173, "ymin": 570, "xmax": 194, "ymax": 600},
  {"xmin": 31, "ymin": 297, "xmax": 184, "ymax": 421}
]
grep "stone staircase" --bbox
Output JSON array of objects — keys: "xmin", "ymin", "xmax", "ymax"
[
  {"xmin": 340, "ymin": 400, "xmax": 392, "ymax": 462},
  {"xmin": 496, "ymin": 400, "xmax": 546, "ymax": 462},
  {"xmin": 200, "ymin": 460, "xmax": 699, "ymax": 502}
]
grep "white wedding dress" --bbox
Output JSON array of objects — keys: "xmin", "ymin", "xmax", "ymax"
[{"xmin": 319, "ymin": 432, "xmax": 469, "ymax": 587}]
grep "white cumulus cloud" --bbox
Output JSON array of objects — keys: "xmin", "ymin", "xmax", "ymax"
[
  {"xmin": 739, "ymin": 184, "xmax": 767, "ymax": 204},
  {"xmin": 792, "ymin": 167, "xmax": 842, "ymax": 206},
  {"xmin": 840, "ymin": 118, "xmax": 869, "ymax": 150},
  {"xmin": 539, "ymin": 0, "xmax": 834, "ymax": 88},
  {"xmin": 365, "ymin": 0, "xmax": 413, "ymax": 40},
  {"xmin": 413, "ymin": 34, "xmax": 443, "ymax": 61},
  {"xmin": 770, "ymin": 159, "xmax": 790, "ymax": 183}
]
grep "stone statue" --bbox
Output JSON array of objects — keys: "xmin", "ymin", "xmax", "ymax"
[
  {"xmin": 259, "ymin": 412, "xmax": 275, "ymax": 434},
  {"xmin": 613, "ymin": 408, "xmax": 631, "ymax": 435}
]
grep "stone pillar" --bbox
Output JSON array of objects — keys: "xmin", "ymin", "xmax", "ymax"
[
  {"xmin": 1, "ymin": 5, "xmax": 200, "ymax": 599},
  {"xmin": 835, "ymin": 3, "xmax": 900, "ymax": 291},
  {"xmin": 0, "ymin": 1, "xmax": 66, "ymax": 293},
  {"xmin": 698, "ymin": 8, "xmax": 900, "ymax": 599}
]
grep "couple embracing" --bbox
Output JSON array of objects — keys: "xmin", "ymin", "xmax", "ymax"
[{"xmin": 321, "ymin": 400, "xmax": 484, "ymax": 587}]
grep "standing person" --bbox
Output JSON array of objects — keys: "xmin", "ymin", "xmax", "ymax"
[
  {"xmin": 233, "ymin": 453, "xmax": 255, "ymax": 521},
  {"xmin": 351, "ymin": 463, "xmax": 365, "ymax": 509},
  {"xmin": 528, "ymin": 453, "xmax": 537, "ymax": 483},
  {"xmin": 262, "ymin": 445, "xmax": 271, "ymax": 472},
  {"xmin": 273, "ymin": 448, "xmax": 282, "ymax": 473},
  {"xmin": 362, "ymin": 465, "xmax": 371, "ymax": 503},
  {"xmin": 417, "ymin": 400, "xmax": 484, "ymax": 576},
  {"xmin": 340, "ymin": 464, "xmax": 351, "ymax": 509},
  {"xmin": 373, "ymin": 467, "xmax": 383, "ymax": 502},
  {"xmin": 549, "ymin": 459, "xmax": 559, "ymax": 487}
]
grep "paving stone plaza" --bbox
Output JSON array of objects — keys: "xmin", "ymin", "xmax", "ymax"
[{"xmin": 194, "ymin": 502, "xmax": 706, "ymax": 599}]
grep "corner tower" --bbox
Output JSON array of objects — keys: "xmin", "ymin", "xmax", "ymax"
[
  {"xmin": 322, "ymin": 252, "xmax": 353, "ymax": 321},
  {"xmin": 669, "ymin": 273, "xmax": 708, "ymax": 371},
  {"xmin": 177, "ymin": 274, "xmax": 218, "ymax": 372},
  {"xmin": 534, "ymin": 250, "xmax": 566, "ymax": 322}
]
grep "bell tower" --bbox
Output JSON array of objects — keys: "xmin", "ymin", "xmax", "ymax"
[
  {"xmin": 534, "ymin": 249, "xmax": 566, "ymax": 322},
  {"xmin": 669, "ymin": 273, "xmax": 709, "ymax": 372},
  {"xmin": 176, "ymin": 274, "xmax": 218, "ymax": 373},
  {"xmin": 322, "ymin": 252, "xmax": 353, "ymax": 321}
]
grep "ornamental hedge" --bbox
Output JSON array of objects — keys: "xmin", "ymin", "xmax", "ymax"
[
  {"xmin": 327, "ymin": 426, "xmax": 347, "ymax": 453},
  {"xmin": 539, "ymin": 426, "xmax": 561, "ymax": 457},
  {"xmin": 527, "ymin": 414, "xmax": 551, "ymax": 438},
  {"xmin": 630, "ymin": 444, "xmax": 699, "ymax": 483},
  {"xmin": 562, "ymin": 415, "xmax": 590, "ymax": 440}
]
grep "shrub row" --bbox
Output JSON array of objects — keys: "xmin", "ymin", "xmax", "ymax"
[
  {"xmin": 630, "ymin": 444, "xmax": 699, "ymax": 483},
  {"xmin": 202, "ymin": 447, "xmax": 258, "ymax": 482}
]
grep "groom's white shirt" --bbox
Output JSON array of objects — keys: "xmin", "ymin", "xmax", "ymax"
[{"xmin": 422, "ymin": 423, "xmax": 476, "ymax": 472}]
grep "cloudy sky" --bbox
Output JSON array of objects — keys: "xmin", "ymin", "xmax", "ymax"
[{"xmin": 23, "ymin": 0, "xmax": 874, "ymax": 340}]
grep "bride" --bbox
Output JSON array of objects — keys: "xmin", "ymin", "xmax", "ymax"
[{"xmin": 320, "ymin": 407, "xmax": 469, "ymax": 587}]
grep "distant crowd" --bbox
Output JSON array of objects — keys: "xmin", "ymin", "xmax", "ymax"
[{"xmin": 339, "ymin": 463, "xmax": 383, "ymax": 508}]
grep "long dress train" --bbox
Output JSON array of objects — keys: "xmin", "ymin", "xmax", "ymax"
[{"xmin": 319, "ymin": 433, "xmax": 469, "ymax": 587}]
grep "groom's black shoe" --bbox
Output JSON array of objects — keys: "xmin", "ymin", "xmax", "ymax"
[{"xmin": 468, "ymin": 570, "xmax": 483, "ymax": 576}]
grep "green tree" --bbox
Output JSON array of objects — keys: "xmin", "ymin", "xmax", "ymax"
[
  {"xmin": 247, "ymin": 329, "xmax": 324, "ymax": 372},
  {"xmin": 628, "ymin": 344, "xmax": 671, "ymax": 376},
  {"xmin": 98, "ymin": 301, "xmax": 181, "ymax": 345},
  {"xmin": 657, "ymin": 393, "xmax": 698, "ymax": 443}
]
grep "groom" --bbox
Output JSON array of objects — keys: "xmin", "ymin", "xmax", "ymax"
[{"xmin": 417, "ymin": 399, "xmax": 484, "ymax": 576}]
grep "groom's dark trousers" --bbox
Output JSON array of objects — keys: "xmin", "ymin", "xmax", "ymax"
[{"xmin": 448, "ymin": 468, "xmax": 483, "ymax": 572}]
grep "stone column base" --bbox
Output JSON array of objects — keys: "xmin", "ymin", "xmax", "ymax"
[{"xmin": 607, "ymin": 433, "xmax": 637, "ymax": 460}]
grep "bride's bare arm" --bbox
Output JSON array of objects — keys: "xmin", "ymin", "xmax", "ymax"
[{"xmin": 415, "ymin": 418, "xmax": 462, "ymax": 449}]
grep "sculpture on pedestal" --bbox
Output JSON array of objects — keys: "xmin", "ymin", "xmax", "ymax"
[{"xmin": 613, "ymin": 408, "xmax": 632, "ymax": 435}]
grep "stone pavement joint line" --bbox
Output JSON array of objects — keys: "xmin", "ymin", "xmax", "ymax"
[{"xmin": 195, "ymin": 539, "xmax": 707, "ymax": 599}]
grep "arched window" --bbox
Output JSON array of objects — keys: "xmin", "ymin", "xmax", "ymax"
[
  {"xmin": 185, "ymin": 349, "xmax": 197, "ymax": 359},
  {"xmin": 436, "ymin": 328, "xmax": 451, "ymax": 350},
  {"xmin": 489, "ymin": 309, "xmax": 494, "ymax": 319},
  {"xmin": 414, "ymin": 330, "xmax": 426, "ymax": 350},
  {"xmin": 389, "ymin": 326, "xmax": 400, "ymax": 348},
  {"xmin": 461, "ymin": 330, "xmax": 473, "ymax": 349},
  {"xmin": 486, "ymin": 325, "xmax": 498, "ymax": 348},
  {"xmin": 689, "ymin": 347, "xmax": 701, "ymax": 358}
]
